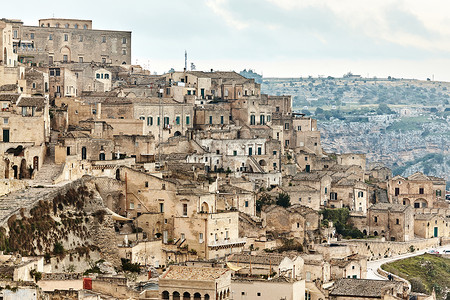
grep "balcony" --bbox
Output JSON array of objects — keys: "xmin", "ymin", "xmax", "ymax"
[{"xmin": 208, "ymin": 238, "xmax": 246, "ymax": 249}]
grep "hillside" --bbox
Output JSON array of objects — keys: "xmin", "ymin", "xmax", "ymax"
[{"xmin": 381, "ymin": 254, "xmax": 450, "ymax": 300}]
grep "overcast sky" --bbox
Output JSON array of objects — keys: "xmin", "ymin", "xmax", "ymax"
[{"xmin": 4, "ymin": 0, "xmax": 450, "ymax": 80}]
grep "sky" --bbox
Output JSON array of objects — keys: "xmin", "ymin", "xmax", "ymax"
[{"xmin": 4, "ymin": 0, "xmax": 450, "ymax": 81}]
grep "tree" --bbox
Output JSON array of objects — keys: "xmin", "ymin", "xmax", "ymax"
[
  {"xmin": 315, "ymin": 107, "xmax": 324, "ymax": 115},
  {"xmin": 276, "ymin": 193, "xmax": 290, "ymax": 208}
]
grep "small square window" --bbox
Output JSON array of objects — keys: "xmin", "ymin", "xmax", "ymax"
[
  {"xmin": 102, "ymin": 36, "xmax": 106, "ymax": 43},
  {"xmin": 3, "ymin": 118, "xmax": 8, "ymax": 124},
  {"xmin": 257, "ymin": 293, "xmax": 261, "ymax": 296}
]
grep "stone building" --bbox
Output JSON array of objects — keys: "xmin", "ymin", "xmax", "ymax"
[
  {"xmin": 0, "ymin": 91, "xmax": 50, "ymax": 179},
  {"xmin": 367, "ymin": 203, "xmax": 414, "ymax": 241},
  {"xmin": 388, "ymin": 172, "xmax": 447, "ymax": 208},
  {"xmin": 231, "ymin": 277, "xmax": 306, "ymax": 300},
  {"xmin": 414, "ymin": 214, "xmax": 449, "ymax": 239},
  {"xmin": 328, "ymin": 278, "xmax": 406, "ymax": 300},
  {"xmin": 159, "ymin": 265, "xmax": 231, "ymax": 300},
  {"xmin": 12, "ymin": 18, "xmax": 131, "ymax": 66}
]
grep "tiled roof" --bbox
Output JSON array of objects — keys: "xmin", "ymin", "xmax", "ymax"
[
  {"xmin": 329, "ymin": 278, "xmax": 402, "ymax": 297},
  {"xmin": 0, "ymin": 94, "xmax": 20, "ymax": 103},
  {"xmin": 161, "ymin": 265, "xmax": 228, "ymax": 281},
  {"xmin": 17, "ymin": 97, "xmax": 46, "ymax": 109},
  {"xmin": 369, "ymin": 203, "xmax": 409, "ymax": 212},
  {"xmin": 227, "ymin": 253, "xmax": 286, "ymax": 265},
  {"xmin": 0, "ymin": 84, "xmax": 17, "ymax": 92}
]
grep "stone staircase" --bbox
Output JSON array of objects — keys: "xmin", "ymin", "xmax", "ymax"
[{"xmin": 32, "ymin": 131, "xmax": 63, "ymax": 186}]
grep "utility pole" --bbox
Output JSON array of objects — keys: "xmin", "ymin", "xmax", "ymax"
[{"xmin": 184, "ymin": 50, "xmax": 187, "ymax": 71}]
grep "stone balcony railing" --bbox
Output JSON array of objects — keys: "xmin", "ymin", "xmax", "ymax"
[{"xmin": 208, "ymin": 238, "xmax": 246, "ymax": 249}]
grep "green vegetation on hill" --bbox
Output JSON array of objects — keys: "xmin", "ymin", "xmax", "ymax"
[
  {"xmin": 382, "ymin": 254, "xmax": 450, "ymax": 299},
  {"xmin": 392, "ymin": 153, "xmax": 445, "ymax": 177}
]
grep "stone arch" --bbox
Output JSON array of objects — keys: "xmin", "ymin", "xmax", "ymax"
[
  {"xmin": 194, "ymin": 292, "xmax": 201, "ymax": 300},
  {"xmin": 183, "ymin": 292, "xmax": 190, "ymax": 300},
  {"xmin": 174, "ymin": 131, "xmax": 181, "ymax": 137},
  {"xmin": 374, "ymin": 231, "xmax": 378, "ymax": 236},
  {"xmin": 204, "ymin": 294, "xmax": 210, "ymax": 300},
  {"xmin": 414, "ymin": 198, "xmax": 427, "ymax": 208},
  {"xmin": 122, "ymin": 61, "xmax": 127, "ymax": 65},
  {"xmin": 201, "ymin": 202, "xmax": 209, "ymax": 213},
  {"xmin": 155, "ymin": 221, "xmax": 161, "ymax": 236},
  {"xmin": 99, "ymin": 153, "xmax": 106, "ymax": 160},
  {"xmin": 258, "ymin": 159, "xmax": 267, "ymax": 166},
  {"xmin": 12, "ymin": 165, "xmax": 18, "ymax": 179},
  {"xmin": 61, "ymin": 46, "xmax": 71, "ymax": 62},
  {"xmin": 402, "ymin": 198, "xmax": 410, "ymax": 206},
  {"xmin": 363, "ymin": 229, "xmax": 367, "ymax": 236},
  {"xmin": 161, "ymin": 291, "xmax": 169, "ymax": 300},
  {"xmin": 173, "ymin": 292, "xmax": 180, "ymax": 300}
]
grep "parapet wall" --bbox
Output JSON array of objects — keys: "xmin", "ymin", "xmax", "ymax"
[{"xmin": 336, "ymin": 238, "xmax": 440, "ymax": 260}]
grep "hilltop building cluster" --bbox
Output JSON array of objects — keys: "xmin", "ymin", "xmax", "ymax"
[{"xmin": 0, "ymin": 18, "xmax": 448, "ymax": 300}]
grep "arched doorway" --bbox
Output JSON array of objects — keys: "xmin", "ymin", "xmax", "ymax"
[
  {"xmin": 115, "ymin": 168, "xmax": 120, "ymax": 180},
  {"xmin": 12, "ymin": 165, "xmax": 18, "ymax": 179},
  {"xmin": 33, "ymin": 156, "xmax": 39, "ymax": 171},
  {"xmin": 99, "ymin": 153, "xmax": 106, "ymax": 160},
  {"xmin": 161, "ymin": 291, "xmax": 169, "ymax": 300},
  {"xmin": 174, "ymin": 131, "xmax": 181, "ymax": 137},
  {"xmin": 414, "ymin": 199, "xmax": 427, "ymax": 208},
  {"xmin": 173, "ymin": 292, "xmax": 180, "ymax": 300},
  {"xmin": 201, "ymin": 202, "xmax": 209, "ymax": 213},
  {"xmin": 402, "ymin": 198, "xmax": 410, "ymax": 206},
  {"xmin": 194, "ymin": 293, "xmax": 201, "ymax": 300},
  {"xmin": 258, "ymin": 159, "xmax": 267, "ymax": 166},
  {"xmin": 183, "ymin": 292, "xmax": 190, "ymax": 300},
  {"xmin": 204, "ymin": 294, "xmax": 210, "ymax": 300}
]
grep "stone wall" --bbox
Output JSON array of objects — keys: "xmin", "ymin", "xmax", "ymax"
[{"xmin": 336, "ymin": 237, "xmax": 440, "ymax": 260}]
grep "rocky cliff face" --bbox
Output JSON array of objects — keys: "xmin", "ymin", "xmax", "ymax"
[{"xmin": 0, "ymin": 177, "xmax": 121, "ymax": 267}]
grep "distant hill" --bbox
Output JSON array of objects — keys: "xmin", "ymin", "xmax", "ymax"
[{"xmin": 240, "ymin": 69, "xmax": 263, "ymax": 84}]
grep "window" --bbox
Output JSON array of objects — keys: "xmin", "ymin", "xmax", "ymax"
[
  {"xmin": 395, "ymin": 187, "xmax": 400, "ymax": 196},
  {"xmin": 305, "ymin": 156, "xmax": 308, "ymax": 161},
  {"xmin": 157, "ymin": 117, "xmax": 160, "ymax": 126},
  {"xmin": 199, "ymin": 233, "xmax": 203, "ymax": 243},
  {"xmin": 102, "ymin": 58, "xmax": 106, "ymax": 64},
  {"xmin": 396, "ymin": 219, "xmax": 399, "ymax": 224},
  {"xmin": 105, "ymin": 74, "xmax": 109, "ymax": 79},
  {"xmin": 79, "ymin": 35, "xmax": 83, "ymax": 42},
  {"xmin": 66, "ymin": 147, "xmax": 71, "ymax": 156},
  {"xmin": 32, "ymin": 83, "xmax": 36, "ymax": 89},
  {"xmin": 285, "ymin": 140, "xmax": 290, "ymax": 146},
  {"xmin": 330, "ymin": 192, "xmax": 337, "ymax": 200},
  {"xmin": 144, "ymin": 181, "xmax": 149, "ymax": 187},
  {"xmin": 419, "ymin": 188, "xmax": 424, "ymax": 194},
  {"xmin": 13, "ymin": 30, "xmax": 18, "ymax": 38},
  {"xmin": 83, "ymin": 24, "xmax": 87, "ymax": 29},
  {"xmin": 176, "ymin": 116, "xmax": 180, "ymax": 125},
  {"xmin": 257, "ymin": 293, "xmax": 261, "ymax": 297},
  {"xmin": 74, "ymin": 24, "xmax": 78, "ymax": 29},
  {"xmin": 147, "ymin": 116, "xmax": 153, "ymax": 126},
  {"xmin": 3, "ymin": 118, "xmax": 8, "ymax": 125},
  {"xmin": 139, "ymin": 116, "xmax": 145, "ymax": 121},
  {"xmin": 122, "ymin": 37, "xmax": 127, "ymax": 44},
  {"xmin": 284, "ymin": 123, "xmax": 290, "ymax": 130},
  {"xmin": 102, "ymin": 36, "xmax": 106, "ymax": 43},
  {"xmin": 130, "ymin": 202, "xmax": 134, "ymax": 209},
  {"xmin": 182, "ymin": 203, "xmax": 188, "ymax": 216},
  {"xmin": 186, "ymin": 115, "xmax": 190, "ymax": 125},
  {"xmin": 245, "ymin": 201, "xmax": 249, "ymax": 207},
  {"xmin": 436, "ymin": 190, "xmax": 442, "ymax": 196},
  {"xmin": 162, "ymin": 184, "xmax": 165, "ymax": 190},
  {"xmin": 49, "ymin": 34, "xmax": 53, "ymax": 40},
  {"xmin": 64, "ymin": 34, "xmax": 68, "ymax": 41},
  {"xmin": 220, "ymin": 115, "xmax": 224, "ymax": 124},
  {"xmin": 159, "ymin": 203, "xmax": 164, "ymax": 213},
  {"xmin": 30, "ymin": 33, "xmax": 34, "ymax": 39},
  {"xmin": 298, "ymin": 126, "xmax": 302, "ymax": 131},
  {"xmin": 122, "ymin": 49, "xmax": 127, "ymax": 55},
  {"xmin": 233, "ymin": 150, "xmax": 237, "ymax": 156},
  {"xmin": 209, "ymin": 116, "xmax": 213, "ymax": 124},
  {"xmin": 241, "ymin": 292, "xmax": 246, "ymax": 296},
  {"xmin": 325, "ymin": 187, "xmax": 328, "ymax": 194},
  {"xmin": 79, "ymin": 57, "xmax": 83, "ymax": 63},
  {"xmin": 374, "ymin": 216, "xmax": 378, "ymax": 223},
  {"xmin": 63, "ymin": 55, "xmax": 68, "ymax": 62}
]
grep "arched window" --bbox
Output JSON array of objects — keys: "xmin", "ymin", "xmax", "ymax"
[
  {"xmin": 83, "ymin": 24, "xmax": 88, "ymax": 29},
  {"xmin": 74, "ymin": 24, "xmax": 78, "ymax": 29},
  {"xmin": 81, "ymin": 147, "xmax": 87, "ymax": 160},
  {"xmin": 99, "ymin": 153, "xmax": 105, "ymax": 161}
]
